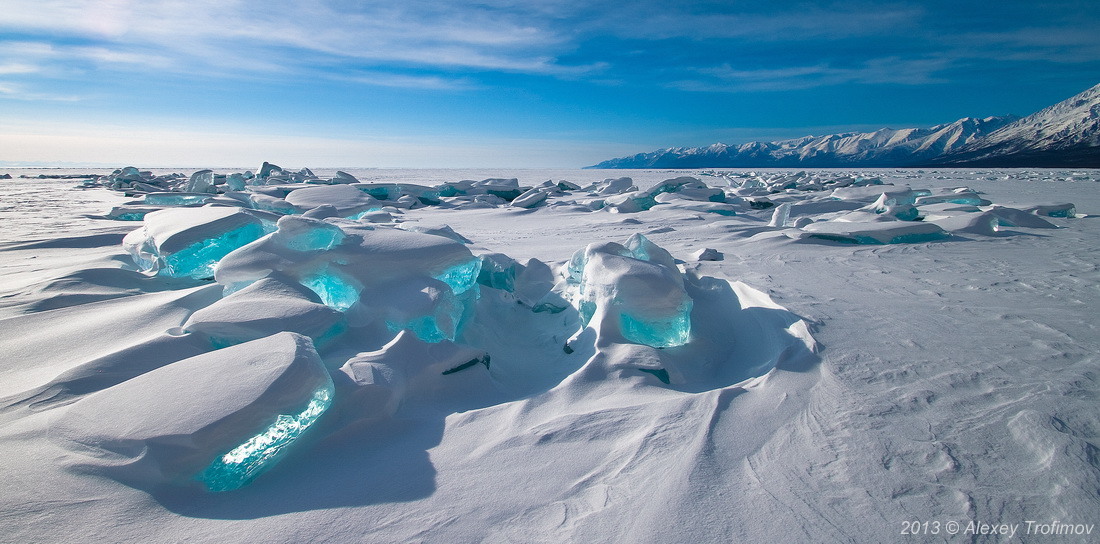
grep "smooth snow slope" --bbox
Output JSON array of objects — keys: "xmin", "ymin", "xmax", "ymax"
[{"xmin": 0, "ymin": 168, "xmax": 1098, "ymax": 543}]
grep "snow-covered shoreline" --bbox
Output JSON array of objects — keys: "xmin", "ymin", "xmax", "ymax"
[{"xmin": 1, "ymin": 168, "xmax": 1098, "ymax": 542}]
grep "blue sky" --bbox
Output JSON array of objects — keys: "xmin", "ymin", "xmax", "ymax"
[{"xmin": 1, "ymin": 0, "xmax": 1098, "ymax": 167}]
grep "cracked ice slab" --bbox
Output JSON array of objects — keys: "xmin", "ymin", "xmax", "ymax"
[{"xmin": 50, "ymin": 332, "xmax": 332, "ymax": 491}]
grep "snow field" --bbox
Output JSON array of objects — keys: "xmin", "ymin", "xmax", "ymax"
[{"xmin": 0, "ymin": 166, "xmax": 1096, "ymax": 542}]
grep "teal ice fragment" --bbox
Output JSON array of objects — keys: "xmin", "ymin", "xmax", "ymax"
[
  {"xmin": 620, "ymin": 304, "xmax": 692, "ymax": 348},
  {"xmin": 433, "ymin": 257, "xmax": 482, "ymax": 296},
  {"xmin": 385, "ymin": 287, "xmax": 473, "ymax": 343},
  {"xmin": 198, "ymin": 383, "xmax": 333, "ymax": 492},
  {"xmin": 144, "ymin": 193, "xmax": 210, "ymax": 206},
  {"xmin": 283, "ymin": 223, "xmax": 345, "ymax": 251},
  {"xmin": 302, "ymin": 268, "xmax": 361, "ymax": 311},
  {"xmin": 162, "ymin": 223, "xmax": 269, "ymax": 279},
  {"xmin": 579, "ymin": 300, "xmax": 597, "ymax": 326},
  {"xmin": 476, "ymin": 254, "xmax": 516, "ymax": 292}
]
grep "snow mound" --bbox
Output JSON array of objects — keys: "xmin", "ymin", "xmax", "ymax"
[{"xmin": 52, "ymin": 332, "xmax": 332, "ymax": 492}]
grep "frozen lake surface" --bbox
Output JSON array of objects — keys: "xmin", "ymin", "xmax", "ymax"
[{"xmin": 0, "ymin": 167, "xmax": 1098, "ymax": 542}]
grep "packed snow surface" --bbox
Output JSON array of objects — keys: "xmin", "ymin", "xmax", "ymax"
[{"xmin": 0, "ymin": 166, "xmax": 1098, "ymax": 542}]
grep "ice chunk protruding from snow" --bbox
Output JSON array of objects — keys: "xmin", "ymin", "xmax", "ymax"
[
  {"xmin": 51, "ymin": 332, "xmax": 332, "ymax": 491},
  {"xmin": 301, "ymin": 265, "xmax": 362, "ymax": 311},
  {"xmin": 565, "ymin": 235, "xmax": 691, "ymax": 348},
  {"xmin": 123, "ymin": 207, "xmax": 272, "ymax": 279},
  {"xmin": 200, "ymin": 383, "xmax": 332, "ymax": 492},
  {"xmin": 284, "ymin": 184, "xmax": 381, "ymax": 217},
  {"xmin": 769, "ymin": 202, "xmax": 791, "ymax": 227},
  {"xmin": 142, "ymin": 192, "xmax": 212, "ymax": 207},
  {"xmin": 215, "ymin": 221, "xmax": 480, "ymax": 342},
  {"xmin": 183, "ymin": 276, "xmax": 344, "ymax": 347},
  {"xmin": 1025, "ymin": 203, "xmax": 1076, "ymax": 218},
  {"xmin": 798, "ymin": 220, "xmax": 950, "ymax": 245},
  {"xmin": 184, "ymin": 170, "xmax": 216, "ymax": 194},
  {"xmin": 337, "ymin": 330, "xmax": 490, "ymax": 423}
]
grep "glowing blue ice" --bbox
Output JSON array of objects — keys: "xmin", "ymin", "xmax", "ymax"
[
  {"xmin": 302, "ymin": 268, "xmax": 361, "ymax": 311},
  {"xmin": 198, "ymin": 383, "xmax": 333, "ymax": 492},
  {"xmin": 162, "ymin": 223, "xmax": 270, "ymax": 279},
  {"xmin": 143, "ymin": 193, "xmax": 210, "ymax": 206},
  {"xmin": 283, "ymin": 223, "xmax": 345, "ymax": 252},
  {"xmin": 620, "ymin": 307, "xmax": 692, "ymax": 348},
  {"xmin": 385, "ymin": 288, "xmax": 471, "ymax": 343},
  {"xmin": 433, "ymin": 258, "xmax": 482, "ymax": 296},
  {"xmin": 476, "ymin": 254, "xmax": 515, "ymax": 292}
]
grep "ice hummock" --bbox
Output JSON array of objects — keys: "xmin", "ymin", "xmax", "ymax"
[
  {"xmin": 123, "ymin": 207, "xmax": 274, "ymax": 279},
  {"xmin": 214, "ymin": 215, "xmax": 481, "ymax": 343},
  {"xmin": 8, "ymin": 163, "xmax": 1085, "ymax": 520},
  {"xmin": 564, "ymin": 234, "xmax": 692, "ymax": 348},
  {"xmin": 51, "ymin": 332, "xmax": 332, "ymax": 491}
]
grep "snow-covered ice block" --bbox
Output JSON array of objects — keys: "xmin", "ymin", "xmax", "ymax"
[
  {"xmin": 929, "ymin": 210, "xmax": 1003, "ymax": 236},
  {"xmin": 183, "ymin": 276, "xmax": 344, "ymax": 347},
  {"xmin": 248, "ymin": 193, "xmax": 300, "ymax": 215},
  {"xmin": 142, "ymin": 192, "xmax": 212, "ymax": 207},
  {"xmin": 860, "ymin": 194, "xmax": 921, "ymax": 221},
  {"xmin": 798, "ymin": 219, "xmax": 950, "ymax": 244},
  {"xmin": 184, "ymin": 170, "xmax": 216, "ymax": 194},
  {"xmin": 594, "ymin": 177, "xmax": 636, "ymax": 195},
  {"xmin": 987, "ymin": 206, "xmax": 1058, "ymax": 228},
  {"xmin": 284, "ymin": 184, "xmax": 381, "ymax": 217},
  {"xmin": 337, "ymin": 330, "xmax": 489, "ymax": 422},
  {"xmin": 123, "ymin": 207, "xmax": 272, "ymax": 279},
  {"xmin": 469, "ymin": 178, "xmax": 523, "ymax": 201},
  {"xmin": 353, "ymin": 183, "xmax": 439, "ymax": 205},
  {"xmin": 603, "ymin": 191, "xmax": 659, "ymax": 213},
  {"xmin": 105, "ymin": 206, "xmax": 159, "ymax": 221},
  {"xmin": 914, "ymin": 191, "xmax": 990, "ymax": 206},
  {"xmin": 769, "ymin": 202, "xmax": 791, "ymax": 227},
  {"xmin": 257, "ymin": 161, "xmax": 284, "ymax": 179},
  {"xmin": 215, "ymin": 219, "xmax": 481, "ymax": 342},
  {"xmin": 511, "ymin": 187, "xmax": 549, "ymax": 208},
  {"xmin": 566, "ymin": 235, "xmax": 691, "ymax": 348},
  {"xmin": 399, "ymin": 224, "xmax": 473, "ymax": 244},
  {"xmin": 830, "ymin": 185, "xmax": 901, "ymax": 202},
  {"xmin": 52, "ymin": 332, "xmax": 333, "ymax": 491},
  {"xmin": 1024, "ymin": 202, "xmax": 1076, "ymax": 218}
]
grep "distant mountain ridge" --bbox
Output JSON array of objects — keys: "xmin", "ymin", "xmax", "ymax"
[{"xmin": 590, "ymin": 83, "xmax": 1100, "ymax": 168}]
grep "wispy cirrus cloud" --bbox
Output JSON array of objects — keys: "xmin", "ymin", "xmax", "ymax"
[
  {"xmin": 0, "ymin": 80, "xmax": 83, "ymax": 101},
  {"xmin": 672, "ymin": 57, "xmax": 952, "ymax": 92}
]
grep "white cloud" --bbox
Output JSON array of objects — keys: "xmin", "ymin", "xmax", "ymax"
[
  {"xmin": 0, "ymin": 80, "xmax": 84, "ymax": 101},
  {"xmin": 0, "ymin": 0, "xmax": 578, "ymax": 78},
  {"xmin": 673, "ymin": 57, "xmax": 952, "ymax": 92}
]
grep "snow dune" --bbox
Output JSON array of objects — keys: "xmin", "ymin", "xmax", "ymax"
[{"xmin": 0, "ymin": 167, "xmax": 1097, "ymax": 542}]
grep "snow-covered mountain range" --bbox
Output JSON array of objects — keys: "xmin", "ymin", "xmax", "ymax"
[{"xmin": 590, "ymin": 83, "xmax": 1100, "ymax": 168}]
